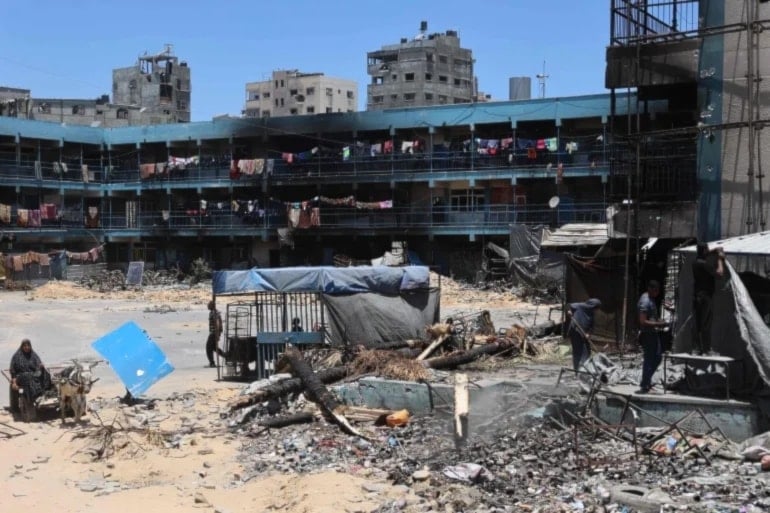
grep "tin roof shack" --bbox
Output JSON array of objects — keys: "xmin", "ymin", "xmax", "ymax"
[
  {"xmin": 671, "ymin": 232, "xmax": 770, "ymax": 397},
  {"xmin": 211, "ymin": 266, "xmax": 439, "ymax": 380}
]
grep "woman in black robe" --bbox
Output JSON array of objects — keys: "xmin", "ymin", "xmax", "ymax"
[{"xmin": 10, "ymin": 339, "xmax": 51, "ymax": 402}]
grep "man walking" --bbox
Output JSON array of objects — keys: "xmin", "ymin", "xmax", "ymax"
[
  {"xmin": 566, "ymin": 298, "xmax": 601, "ymax": 372},
  {"xmin": 692, "ymin": 243, "xmax": 725, "ymax": 355},
  {"xmin": 638, "ymin": 280, "xmax": 668, "ymax": 393},
  {"xmin": 206, "ymin": 300, "xmax": 223, "ymax": 368}
]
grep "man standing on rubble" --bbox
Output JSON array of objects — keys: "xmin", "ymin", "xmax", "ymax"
[
  {"xmin": 692, "ymin": 243, "xmax": 726, "ymax": 355},
  {"xmin": 638, "ymin": 280, "xmax": 668, "ymax": 393},
  {"xmin": 566, "ymin": 298, "xmax": 601, "ymax": 373},
  {"xmin": 206, "ymin": 300, "xmax": 223, "ymax": 368}
]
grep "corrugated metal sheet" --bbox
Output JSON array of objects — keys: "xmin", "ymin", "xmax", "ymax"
[
  {"xmin": 679, "ymin": 231, "xmax": 770, "ymax": 255},
  {"xmin": 541, "ymin": 223, "xmax": 609, "ymax": 248}
]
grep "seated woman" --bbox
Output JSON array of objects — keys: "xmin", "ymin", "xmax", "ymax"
[{"xmin": 10, "ymin": 339, "xmax": 52, "ymax": 403}]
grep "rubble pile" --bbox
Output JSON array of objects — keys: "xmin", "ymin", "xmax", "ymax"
[
  {"xmin": 78, "ymin": 268, "xmax": 184, "ymax": 291},
  {"xmin": 229, "ymin": 387, "xmax": 770, "ymax": 513}
]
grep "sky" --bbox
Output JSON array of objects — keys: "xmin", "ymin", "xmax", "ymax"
[{"xmin": 0, "ymin": 1, "xmax": 611, "ymax": 121}]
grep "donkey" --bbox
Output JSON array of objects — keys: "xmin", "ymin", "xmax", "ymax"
[{"xmin": 57, "ymin": 360, "xmax": 99, "ymax": 423}]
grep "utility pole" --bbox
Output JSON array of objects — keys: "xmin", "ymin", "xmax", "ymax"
[{"xmin": 536, "ymin": 61, "xmax": 549, "ymax": 99}]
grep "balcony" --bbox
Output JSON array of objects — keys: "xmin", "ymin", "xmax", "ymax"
[
  {"xmin": 1, "ymin": 203, "xmax": 607, "ymax": 240},
  {"xmin": 606, "ymin": 0, "xmax": 700, "ymax": 89}
]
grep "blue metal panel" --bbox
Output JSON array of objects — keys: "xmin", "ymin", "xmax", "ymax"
[
  {"xmin": 697, "ymin": 0, "xmax": 725, "ymax": 241},
  {"xmin": 257, "ymin": 332, "xmax": 324, "ymax": 345}
]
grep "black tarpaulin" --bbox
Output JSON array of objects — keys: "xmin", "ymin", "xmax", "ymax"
[{"xmin": 322, "ymin": 289, "xmax": 440, "ymax": 346}]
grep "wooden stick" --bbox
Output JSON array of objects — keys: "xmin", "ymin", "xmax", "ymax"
[
  {"xmin": 417, "ymin": 334, "xmax": 449, "ymax": 361},
  {"xmin": 454, "ymin": 373, "xmax": 469, "ymax": 449}
]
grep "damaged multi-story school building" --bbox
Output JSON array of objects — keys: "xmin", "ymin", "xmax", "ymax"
[{"xmin": 0, "ymin": 1, "xmax": 769, "ymax": 344}]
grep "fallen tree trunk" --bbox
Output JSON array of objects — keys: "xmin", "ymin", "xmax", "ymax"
[
  {"xmin": 258, "ymin": 411, "xmax": 315, "ymax": 428},
  {"xmin": 229, "ymin": 365, "xmax": 348, "ymax": 411},
  {"xmin": 423, "ymin": 338, "xmax": 515, "ymax": 370},
  {"xmin": 362, "ymin": 339, "xmax": 424, "ymax": 351},
  {"xmin": 417, "ymin": 334, "xmax": 448, "ymax": 361},
  {"xmin": 284, "ymin": 347, "xmax": 365, "ymax": 438},
  {"xmin": 527, "ymin": 320, "xmax": 562, "ymax": 338}
]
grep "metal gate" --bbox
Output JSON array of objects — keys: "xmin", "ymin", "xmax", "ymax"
[{"xmin": 218, "ymin": 291, "xmax": 326, "ymax": 380}]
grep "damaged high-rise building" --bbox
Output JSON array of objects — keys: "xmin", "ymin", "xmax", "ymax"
[
  {"xmin": 0, "ymin": 45, "xmax": 190, "ymax": 127},
  {"xmin": 366, "ymin": 21, "xmax": 475, "ymax": 110}
]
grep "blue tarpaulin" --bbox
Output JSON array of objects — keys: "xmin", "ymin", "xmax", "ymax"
[
  {"xmin": 91, "ymin": 321, "xmax": 174, "ymax": 397},
  {"xmin": 212, "ymin": 266, "xmax": 431, "ymax": 295}
]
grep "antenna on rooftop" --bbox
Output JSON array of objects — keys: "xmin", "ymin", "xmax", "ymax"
[{"xmin": 536, "ymin": 61, "xmax": 549, "ymax": 99}]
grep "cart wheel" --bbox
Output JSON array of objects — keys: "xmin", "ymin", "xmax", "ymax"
[
  {"xmin": 9, "ymin": 383, "xmax": 19, "ymax": 413},
  {"xmin": 19, "ymin": 394, "xmax": 37, "ymax": 422}
]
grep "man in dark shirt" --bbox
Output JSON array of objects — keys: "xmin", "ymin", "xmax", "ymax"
[
  {"xmin": 638, "ymin": 280, "xmax": 668, "ymax": 393},
  {"xmin": 692, "ymin": 243, "xmax": 725, "ymax": 355},
  {"xmin": 566, "ymin": 298, "xmax": 601, "ymax": 372},
  {"xmin": 206, "ymin": 300, "xmax": 222, "ymax": 368}
]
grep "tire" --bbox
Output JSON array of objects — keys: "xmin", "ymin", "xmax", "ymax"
[{"xmin": 9, "ymin": 383, "xmax": 19, "ymax": 413}]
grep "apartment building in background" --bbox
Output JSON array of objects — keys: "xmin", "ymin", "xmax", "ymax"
[
  {"xmin": 244, "ymin": 70, "xmax": 358, "ymax": 118},
  {"xmin": 0, "ymin": 45, "xmax": 191, "ymax": 127},
  {"xmin": 366, "ymin": 21, "xmax": 475, "ymax": 111}
]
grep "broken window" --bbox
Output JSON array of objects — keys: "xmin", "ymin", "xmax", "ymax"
[
  {"xmin": 160, "ymin": 84, "xmax": 173, "ymax": 101},
  {"xmin": 117, "ymin": 108, "xmax": 128, "ymax": 119},
  {"xmin": 263, "ymin": 91, "xmax": 270, "ymax": 99},
  {"xmin": 326, "ymin": 88, "xmax": 333, "ymax": 96},
  {"xmin": 280, "ymin": 80, "xmax": 284, "ymax": 87},
  {"xmin": 290, "ymin": 108, "xmax": 298, "ymax": 115},
  {"xmin": 325, "ymin": 107, "xmax": 332, "ymax": 113},
  {"xmin": 38, "ymin": 102, "xmax": 51, "ymax": 114},
  {"xmin": 454, "ymin": 78, "xmax": 461, "ymax": 86},
  {"xmin": 290, "ymin": 89, "xmax": 298, "ymax": 95},
  {"xmin": 391, "ymin": 74, "xmax": 397, "ymax": 81},
  {"xmin": 426, "ymin": 53, "xmax": 434, "ymax": 62},
  {"xmin": 177, "ymin": 100, "xmax": 187, "ymax": 110},
  {"xmin": 439, "ymin": 76, "xmax": 448, "ymax": 83},
  {"xmin": 262, "ymin": 110, "xmax": 270, "ymax": 118},
  {"xmin": 252, "ymin": 93, "xmax": 260, "ymax": 100},
  {"xmin": 72, "ymin": 104, "xmax": 85, "ymax": 115},
  {"xmin": 372, "ymin": 76, "xmax": 384, "ymax": 85},
  {"xmin": 404, "ymin": 93, "xmax": 415, "ymax": 102},
  {"xmin": 346, "ymin": 90, "xmax": 354, "ymax": 99},
  {"xmin": 306, "ymin": 87, "xmax": 315, "ymax": 95},
  {"xmin": 391, "ymin": 94, "xmax": 398, "ymax": 101},
  {"xmin": 425, "ymin": 93, "xmax": 433, "ymax": 101},
  {"xmin": 280, "ymin": 98, "xmax": 284, "ymax": 107},
  {"xmin": 438, "ymin": 95, "xmax": 448, "ymax": 104},
  {"xmin": 372, "ymin": 95, "xmax": 384, "ymax": 104},
  {"xmin": 425, "ymin": 73, "xmax": 432, "ymax": 81},
  {"xmin": 439, "ymin": 55, "xmax": 448, "ymax": 64},
  {"xmin": 306, "ymin": 106, "xmax": 315, "ymax": 114},
  {"xmin": 405, "ymin": 73, "xmax": 415, "ymax": 82},
  {"xmin": 129, "ymin": 79, "xmax": 137, "ymax": 89}
]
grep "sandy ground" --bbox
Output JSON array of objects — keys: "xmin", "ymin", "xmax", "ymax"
[
  {"xmin": 0, "ymin": 277, "xmax": 558, "ymax": 513},
  {"xmin": 0, "ymin": 286, "xmax": 420, "ymax": 513}
]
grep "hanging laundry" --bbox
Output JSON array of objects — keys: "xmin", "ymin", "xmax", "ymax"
[
  {"xmin": 536, "ymin": 139, "xmax": 546, "ymax": 150},
  {"xmin": 39, "ymin": 253, "xmax": 50, "ymax": 266},
  {"xmin": 287, "ymin": 205, "xmax": 301, "ymax": 228},
  {"xmin": 266, "ymin": 159, "xmax": 275, "ymax": 174},
  {"xmin": 53, "ymin": 162, "xmax": 61, "ymax": 175},
  {"xmin": 161, "ymin": 210, "xmax": 170, "ymax": 221},
  {"xmin": 379, "ymin": 200, "xmax": 393, "ymax": 209},
  {"xmin": 13, "ymin": 255, "xmax": 23, "ymax": 272},
  {"xmin": 565, "ymin": 142, "xmax": 579, "ymax": 154},
  {"xmin": 282, "ymin": 152, "xmax": 294, "ymax": 164},
  {"xmin": 86, "ymin": 207, "xmax": 99, "ymax": 228},
  {"xmin": 238, "ymin": 159, "xmax": 255, "ymax": 175},
  {"xmin": 401, "ymin": 141, "xmax": 414, "ymax": 154},
  {"xmin": 545, "ymin": 138, "xmax": 558, "ymax": 152},
  {"xmin": 310, "ymin": 207, "xmax": 321, "ymax": 227},
  {"xmin": 17, "ymin": 209, "xmax": 29, "ymax": 227},
  {"xmin": 29, "ymin": 209, "xmax": 41, "ymax": 227},
  {"xmin": 370, "ymin": 143, "xmax": 382, "ymax": 156},
  {"xmin": 0, "ymin": 203, "xmax": 11, "ymax": 224},
  {"xmin": 253, "ymin": 159, "xmax": 265, "ymax": 175},
  {"xmin": 297, "ymin": 209, "xmax": 313, "ymax": 229},
  {"xmin": 60, "ymin": 162, "xmax": 68, "ymax": 174},
  {"xmin": 155, "ymin": 162, "xmax": 167, "ymax": 175},
  {"xmin": 140, "ymin": 163, "xmax": 155, "ymax": 179},
  {"xmin": 501, "ymin": 138, "xmax": 514, "ymax": 149},
  {"xmin": 383, "ymin": 140, "xmax": 394, "ymax": 154},
  {"xmin": 527, "ymin": 148, "xmax": 537, "ymax": 160},
  {"xmin": 557, "ymin": 162, "xmax": 564, "ymax": 184},
  {"xmin": 200, "ymin": 199, "xmax": 207, "ymax": 212},
  {"xmin": 342, "ymin": 147, "xmax": 351, "ymax": 161},
  {"xmin": 81, "ymin": 164, "xmax": 90, "ymax": 183}
]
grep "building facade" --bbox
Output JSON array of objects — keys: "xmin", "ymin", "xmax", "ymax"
[
  {"xmin": 366, "ymin": 22, "xmax": 474, "ymax": 111},
  {"xmin": 244, "ymin": 70, "xmax": 357, "ymax": 118},
  {"xmin": 0, "ymin": 93, "xmax": 631, "ymax": 277},
  {"xmin": 112, "ymin": 45, "xmax": 191, "ymax": 124},
  {"xmin": 606, "ymin": 0, "xmax": 770, "ymax": 241}
]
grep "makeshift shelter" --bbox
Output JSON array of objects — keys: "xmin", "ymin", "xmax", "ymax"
[
  {"xmin": 673, "ymin": 232, "xmax": 770, "ymax": 393},
  {"xmin": 507, "ymin": 224, "xmax": 563, "ymax": 289},
  {"xmin": 211, "ymin": 266, "xmax": 439, "ymax": 379}
]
